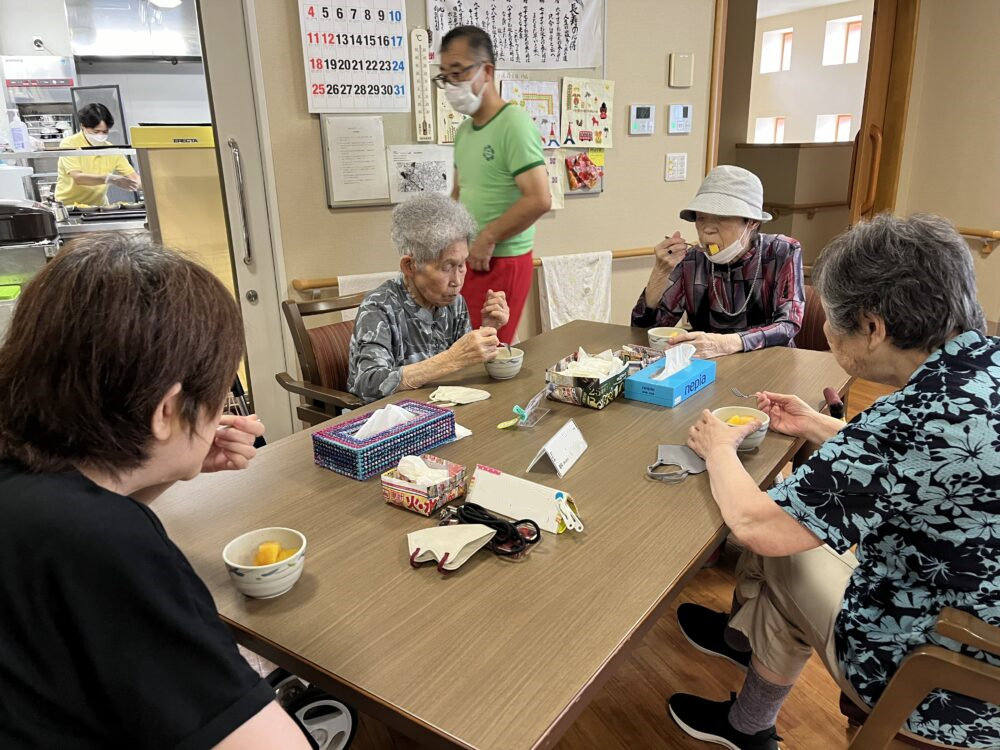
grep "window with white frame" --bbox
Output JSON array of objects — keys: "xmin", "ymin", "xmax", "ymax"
[
  {"xmin": 823, "ymin": 16, "xmax": 864, "ymax": 66},
  {"xmin": 760, "ymin": 28, "xmax": 793, "ymax": 73},
  {"xmin": 754, "ymin": 116, "xmax": 786, "ymax": 144},
  {"xmin": 815, "ymin": 114, "xmax": 853, "ymax": 142}
]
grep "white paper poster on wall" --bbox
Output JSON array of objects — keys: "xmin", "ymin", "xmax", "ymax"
[
  {"xmin": 500, "ymin": 79, "xmax": 562, "ymax": 149},
  {"xmin": 435, "ymin": 88, "xmax": 468, "ymax": 144},
  {"xmin": 560, "ymin": 77, "xmax": 615, "ymax": 149},
  {"xmin": 322, "ymin": 115, "xmax": 391, "ymax": 203},
  {"xmin": 386, "ymin": 144, "xmax": 454, "ymax": 203},
  {"xmin": 546, "ymin": 152, "xmax": 565, "ymax": 210},
  {"xmin": 425, "ymin": 0, "xmax": 604, "ymax": 69}
]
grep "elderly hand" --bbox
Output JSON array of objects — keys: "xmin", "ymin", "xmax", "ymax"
[
  {"xmin": 480, "ymin": 288, "xmax": 509, "ymax": 330},
  {"xmin": 653, "ymin": 231, "xmax": 691, "ymax": 274},
  {"xmin": 756, "ymin": 391, "xmax": 819, "ymax": 439},
  {"xmin": 688, "ymin": 409, "xmax": 762, "ymax": 460},
  {"xmin": 468, "ymin": 231, "xmax": 496, "ymax": 273},
  {"xmin": 449, "ymin": 327, "xmax": 499, "ymax": 366},
  {"xmin": 669, "ymin": 331, "xmax": 743, "ymax": 359},
  {"xmin": 201, "ymin": 414, "xmax": 265, "ymax": 473}
]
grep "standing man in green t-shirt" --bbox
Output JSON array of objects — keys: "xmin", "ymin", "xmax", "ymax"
[{"xmin": 438, "ymin": 26, "xmax": 551, "ymax": 343}]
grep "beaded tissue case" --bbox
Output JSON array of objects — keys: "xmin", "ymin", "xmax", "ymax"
[{"xmin": 312, "ymin": 399, "xmax": 456, "ymax": 481}]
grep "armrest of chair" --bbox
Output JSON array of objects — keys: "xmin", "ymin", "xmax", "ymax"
[
  {"xmin": 275, "ymin": 372, "xmax": 363, "ymax": 411},
  {"xmin": 937, "ymin": 607, "xmax": 1000, "ymax": 658}
]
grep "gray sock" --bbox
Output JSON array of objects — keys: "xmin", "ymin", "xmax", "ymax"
[
  {"xmin": 728, "ymin": 664, "xmax": 792, "ymax": 734},
  {"xmin": 724, "ymin": 591, "xmax": 752, "ymax": 652}
]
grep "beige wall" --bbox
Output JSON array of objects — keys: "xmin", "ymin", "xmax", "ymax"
[
  {"xmin": 253, "ymin": 1, "xmax": 717, "ymax": 340},
  {"xmin": 895, "ymin": 0, "xmax": 1000, "ymax": 330},
  {"xmin": 735, "ymin": 143, "xmax": 852, "ymax": 265},
  {"xmin": 749, "ymin": 0, "xmax": 872, "ymax": 143}
]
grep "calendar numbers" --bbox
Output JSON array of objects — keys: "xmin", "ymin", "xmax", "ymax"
[{"xmin": 299, "ymin": 1, "xmax": 410, "ymax": 113}]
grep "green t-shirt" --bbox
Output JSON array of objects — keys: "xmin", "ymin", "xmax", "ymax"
[{"xmin": 454, "ymin": 103, "xmax": 546, "ymax": 257}]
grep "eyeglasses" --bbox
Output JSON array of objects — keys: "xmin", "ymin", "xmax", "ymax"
[{"xmin": 432, "ymin": 63, "xmax": 483, "ymax": 89}]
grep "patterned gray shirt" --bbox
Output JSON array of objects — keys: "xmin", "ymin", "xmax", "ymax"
[{"xmin": 347, "ymin": 276, "xmax": 471, "ymax": 403}]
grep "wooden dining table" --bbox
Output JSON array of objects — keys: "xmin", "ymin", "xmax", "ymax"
[{"xmin": 155, "ymin": 320, "xmax": 851, "ymax": 749}]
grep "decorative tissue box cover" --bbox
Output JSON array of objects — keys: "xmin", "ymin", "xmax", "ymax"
[
  {"xmin": 544, "ymin": 351, "xmax": 628, "ymax": 410},
  {"xmin": 312, "ymin": 399, "xmax": 456, "ymax": 481},
  {"xmin": 624, "ymin": 358, "xmax": 717, "ymax": 408},
  {"xmin": 381, "ymin": 454, "xmax": 467, "ymax": 516}
]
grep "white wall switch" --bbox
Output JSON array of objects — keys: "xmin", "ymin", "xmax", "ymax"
[
  {"xmin": 669, "ymin": 53, "xmax": 694, "ymax": 88},
  {"xmin": 665, "ymin": 153, "xmax": 688, "ymax": 182},
  {"xmin": 668, "ymin": 104, "xmax": 693, "ymax": 134}
]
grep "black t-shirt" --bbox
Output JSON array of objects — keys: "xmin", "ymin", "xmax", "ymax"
[{"xmin": 0, "ymin": 460, "xmax": 275, "ymax": 749}]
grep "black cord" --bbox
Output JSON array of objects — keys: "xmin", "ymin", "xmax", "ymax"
[{"xmin": 452, "ymin": 502, "xmax": 541, "ymax": 557}]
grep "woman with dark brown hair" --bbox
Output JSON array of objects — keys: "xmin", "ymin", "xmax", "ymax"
[{"xmin": 0, "ymin": 233, "xmax": 309, "ymax": 749}]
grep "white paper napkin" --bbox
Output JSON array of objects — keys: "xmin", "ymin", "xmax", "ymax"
[{"xmin": 396, "ymin": 455, "xmax": 451, "ymax": 487}]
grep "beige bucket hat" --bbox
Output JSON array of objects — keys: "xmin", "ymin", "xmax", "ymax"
[{"xmin": 679, "ymin": 165, "xmax": 773, "ymax": 222}]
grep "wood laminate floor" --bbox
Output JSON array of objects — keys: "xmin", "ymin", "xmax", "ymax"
[{"xmin": 347, "ymin": 380, "xmax": 902, "ymax": 750}]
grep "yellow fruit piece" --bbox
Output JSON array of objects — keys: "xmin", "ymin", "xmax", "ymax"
[
  {"xmin": 726, "ymin": 415, "xmax": 755, "ymax": 426},
  {"xmin": 252, "ymin": 541, "xmax": 281, "ymax": 566},
  {"xmin": 276, "ymin": 548, "xmax": 297, "ymax": 562},
  {"xmin": 707, "ymin": 243, "xmax": 721, "ymax": 255}
]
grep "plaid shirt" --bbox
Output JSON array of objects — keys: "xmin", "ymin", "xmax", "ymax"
[{"xmin": 631, "ymin": 233, "xmax": 805, "ymax": 351}]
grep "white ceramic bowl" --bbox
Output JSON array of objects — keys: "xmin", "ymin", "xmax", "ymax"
[
  {"xmin": 485, "ymin": 347, "xmax": 524, "ymax": 380},
  {"xmin": 711, "ymin": 406, "xmax": 770, "ymax": 452},
  {"xmin": 647, "ymin": 326, "xmax": 687, "ymax": 350},
  {"xmin": 222, "ymin": 527, "xmax": 307, "ymax": 599}
]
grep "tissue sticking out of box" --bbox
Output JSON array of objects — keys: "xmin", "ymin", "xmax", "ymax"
[
  {"xmin": 396, "ymin": 455, "xmax": 451, "ymax": 488},
  {"xmin": 353, "ymin": 403, "xmax": 417, "ymax": 440},
  {"xmin": 559, "ymin": 347, "xmax": 626, "ymax": 378},
  {"xmin": 652, "ymin": 343, "xmax": 696, "ymax": 381}
]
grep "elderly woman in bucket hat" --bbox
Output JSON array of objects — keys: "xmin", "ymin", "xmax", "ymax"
[{"xmin": 632, "ymin": 165, "xmax": 805, "ymax": 359}]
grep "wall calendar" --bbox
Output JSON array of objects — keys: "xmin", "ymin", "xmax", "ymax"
[{"xmin": 298, "ymin": 1, "xmax": 411, "ymax": 114}]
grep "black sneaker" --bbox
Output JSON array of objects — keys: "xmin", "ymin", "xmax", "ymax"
[
  {"xmin": 677, "ymin": 603, "xmax": 752, "ymax": 670},
  {"xmin": 668, "ymin": 693, "xmax": 782, "ymax": 750}
]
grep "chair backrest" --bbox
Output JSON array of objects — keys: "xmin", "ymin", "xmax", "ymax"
[
  {"xmin": 281, "ymin": 293, "xmax": 367, "ymax": 391},
  {"xmin": 795, "ymin": 285, "xmax": 830, "ymax": 352}
]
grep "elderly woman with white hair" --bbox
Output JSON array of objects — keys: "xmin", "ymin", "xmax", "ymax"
[
  {"xmin": 668, "ymin": 214, "xmax": 1000, "ymax": 750},
  {"xmin": 632, "ymin": 165, "xmax": 805, "ymax": 358},
  {"xmin": 347, "ymin": 193, "xmax": 509, "ymax": 403}
]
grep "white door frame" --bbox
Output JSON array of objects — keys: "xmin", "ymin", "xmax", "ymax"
[{"xmin": 196, "ymin": 0, "xmax": 298, "ymax": 440}]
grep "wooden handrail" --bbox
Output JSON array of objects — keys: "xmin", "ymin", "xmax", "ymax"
[
  {"xmin": 764, "ymin": 201, "xmax": 849, "ymax": 219},
  {"xmin": 291, "ymin": 247, "xmax": 655, "ymax": 293},
  {"xmin": 957, "ymin": 227, "xmax": 1000, "ymax": 240}
]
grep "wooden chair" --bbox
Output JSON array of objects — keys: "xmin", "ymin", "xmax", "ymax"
[
  {"xmin": 276, "ymin": 293, "xmax": 367, "ymax": 427},
  {"xmin": 843, "ymin": 608, "xmax": 1000, "ymax": 749},
  {"xmin": 794, "ymin": 284, "xmax": 830, "ymax": 352}
]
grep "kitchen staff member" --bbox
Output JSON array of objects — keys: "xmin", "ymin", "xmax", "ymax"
[{"xmin": 55, "ymin": 103, "xmax": 141, "ymax": 206}]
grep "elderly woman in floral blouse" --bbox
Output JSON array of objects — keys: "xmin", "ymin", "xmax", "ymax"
[
  {"xmin": 347, "ymin": 193, "xmax": 509, "ymax": 404},
  {"xmin": 668, "ymin": 214, "xmax": 999, "ymax": 750},
  {"xmin": 632, "ymin": 165, "xmax": 805, "ymax": 359}
]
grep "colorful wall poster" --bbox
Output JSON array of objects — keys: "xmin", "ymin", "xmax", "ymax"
[
  {"xmin": 564, "ymin": 150, "xmax": 604, "ymax": 195},
  {"xmin": 560, "ymin": 78, "xmax": 615, "ymax": 149},
  {"xmin": 500, "ymin": 79, "xmax": 562, "ymax": 150}
]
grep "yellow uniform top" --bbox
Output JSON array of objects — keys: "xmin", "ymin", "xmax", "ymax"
[{"xmin": 55, "ymin": 131, "xmax": 137, "ymax": 207}]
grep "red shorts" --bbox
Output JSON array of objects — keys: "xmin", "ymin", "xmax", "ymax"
[{"xmin": 463, "ymin": 252, "xmax": 535, "ymax": 344}]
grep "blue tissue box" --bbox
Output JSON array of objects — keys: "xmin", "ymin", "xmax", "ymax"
[{"xmin": 624, "ymin": 358, "xmax": 717, "ymax": 408}]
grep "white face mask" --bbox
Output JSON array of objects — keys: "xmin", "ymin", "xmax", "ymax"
[
  {"xmin": 704, "ymin": 222, "xmax": 756, "ymax": 265},
  {"xmin": 444, "ymin": 65, "xmax": 485, "ymax": 116},
  {"xmin": 84, "ymin": 130, "xmax": 109, "ymax": 146}
]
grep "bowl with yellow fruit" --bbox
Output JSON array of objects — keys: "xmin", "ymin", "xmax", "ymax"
[
  {"xmin": 711, "ymin": 406, "xmax": 770, "ymax": 452},
  {"xmin": 222, "ymin": 527, "xmax": 307, "ymax": 598}
]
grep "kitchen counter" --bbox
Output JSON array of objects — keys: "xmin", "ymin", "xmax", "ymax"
[{"xmin": 57, "ymin": 217, "xmax": 148, "ymax": 236}]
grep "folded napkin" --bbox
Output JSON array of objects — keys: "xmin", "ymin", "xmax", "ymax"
[
  {"xmin": 559, "ymin": 347, "xmax": 625, "ymax": 378},
  {"xmin": 354, "ymin": 403, "xmax": 416, "ymax": 439},
  {"xmin": 652, "ymin": 343, "xmax": 696, "ymax": 381},
  {"xmin": 396, "ymin": 455, "xmax": 451, "ymax": 487},
  {"xmin": 429, "ymin": 386, "xmax": 491, "ymax": 404}
]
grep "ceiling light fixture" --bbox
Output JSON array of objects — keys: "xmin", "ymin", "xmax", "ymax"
[{"xmin": 149, "ymin": 0, "xmax": 182, "ymax": 9}]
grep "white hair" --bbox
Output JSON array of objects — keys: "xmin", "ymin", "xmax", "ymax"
[{"xmin": 390, "ymin": 193, "xmax": 477, "ymax": 265}]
